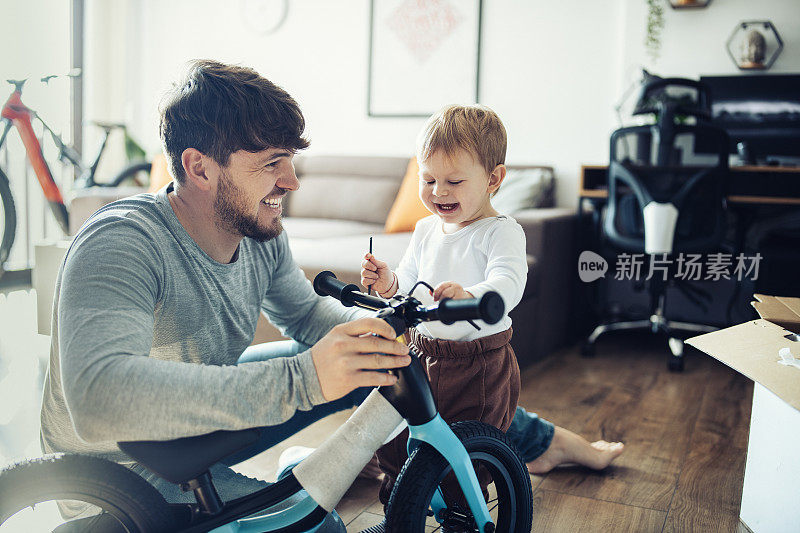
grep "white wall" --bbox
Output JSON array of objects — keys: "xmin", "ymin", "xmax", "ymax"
[
  {"xmin": 86, "ymin": 0, "xmax": 800, "ymax": 208},
  {"xmin": 623, "ymin": 0, "xmax": 800, "ymax": 78}
]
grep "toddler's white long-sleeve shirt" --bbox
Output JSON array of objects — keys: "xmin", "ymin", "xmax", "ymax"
[{"xmin": 395, "ymin": 214, "xmax": 528, "ymax": 341}]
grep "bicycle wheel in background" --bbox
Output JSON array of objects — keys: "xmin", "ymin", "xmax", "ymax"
[
  {"xmin": 0, "ymin": 454, "xmax": 175, "ymax": 532},
  {"xmin": 0, "ymin": 168, "xmax": 17, "ymax": 276},
  {"xmin": 386, "ymin": 421, "xmax": 533, "ymax": 533},
  {"xmin": 107, "ymin": 160, "xmax": 152, "ymax": 189}
]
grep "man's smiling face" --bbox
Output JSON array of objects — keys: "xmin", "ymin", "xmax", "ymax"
[{"xmin": 213, "ymin": 148, "xmax": 298, "ymax": 242}]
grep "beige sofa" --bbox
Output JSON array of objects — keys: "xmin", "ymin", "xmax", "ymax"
[
  {"xmin": 255, "ymin": 155, "xmax": 577, "ymax": 367},
  {"xmin": 36, "ymin": 155, "xmax": 576, "ymax": 367}
]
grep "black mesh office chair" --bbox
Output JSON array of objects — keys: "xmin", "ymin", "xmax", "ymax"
[{"xmin": 584, "ymin": 78, "xmax": 730, "ymax": 371}]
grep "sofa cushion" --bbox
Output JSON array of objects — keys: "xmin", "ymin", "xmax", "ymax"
[
  {"xmin": 294, "ymin": 155, "xmax": 409, "ymax": 178},
  {"xmin": 148, "ymin": 153, "xmax": 171, "ymax": 193},
  {"xmin": 384, "ymin": 157, "xmax": 431, "ymax": 234},
  {"xmin": 282, "ymin": 217, "xmax": 384, "ymax": 239},
  {"xmin": 287, "ymin": 174, "xmax": 401, "ymax": 225},
  {"xmin": 493, "ymin": 167, "xmax": 555, "ymax": 214},
  {"xmin": 287, "ymin": 155, "xmax": 409, "ymax": 225}
]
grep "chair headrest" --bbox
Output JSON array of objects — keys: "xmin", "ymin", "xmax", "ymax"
[{"xmin": 633, "ymin": 76, "xmax": 711, "ymax": 120}]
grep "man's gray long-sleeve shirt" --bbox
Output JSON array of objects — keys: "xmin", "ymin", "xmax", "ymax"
[{"xmin": 40, "ymin": 184, "xmax": 361, "ymax": 464}]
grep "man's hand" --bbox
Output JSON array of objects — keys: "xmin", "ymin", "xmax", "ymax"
[
  {"xmin": 361, "ymin": 253, "xmax": 395, "ymax": 296},
  {"xmin": 432, "ymin": 281, "xmax": 473, "ymax": 301},
  {"xmin": 310, "ymin": 318, "xmax": 411, "ymax": 401}
]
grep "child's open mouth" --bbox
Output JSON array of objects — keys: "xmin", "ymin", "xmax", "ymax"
[{"xmin": 435, "ymin": 202, "xmax": 459, "ymax": 213}]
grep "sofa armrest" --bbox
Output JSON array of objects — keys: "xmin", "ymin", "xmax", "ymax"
[
  {"xmin": 512, "ymin": 207, "xmax": 577, "ymax": 359},
  {"xmin": 513, "ymin": 207, "xmax": 576, "ymax": 260},
  {"xmin": 69, "ymin": 187, "xmax": 146, "ymax": 235}
]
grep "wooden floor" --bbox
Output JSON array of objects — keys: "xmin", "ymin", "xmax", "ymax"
[{"xmin": 238, "ymin": 333, "xmax": 753, "ymax": 532}]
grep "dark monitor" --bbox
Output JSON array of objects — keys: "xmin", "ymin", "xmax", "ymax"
[{"xmin": 699, "ymin": 74, "xmax": 800, "ymax": 164}]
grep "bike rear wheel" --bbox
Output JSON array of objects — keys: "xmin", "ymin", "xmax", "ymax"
[
  {"xmin": 0, "ymin": 167, "xmax": 17, "ymax": 275},
  {"xmin": 386, "ymin": 421, "xmax": 533, "ymax": 532},
  {"xmin": 107, "ymin": 160, "xmax": 152, "ymax": 188},
  {"xmin": 0, "ymin": 454, "xmax": 175, "ymax": 532}
]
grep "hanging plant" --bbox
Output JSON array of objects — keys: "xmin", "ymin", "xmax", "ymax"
[{"xmin": 645, "ymin": 0, "xmax": 665, "ymax": 64}]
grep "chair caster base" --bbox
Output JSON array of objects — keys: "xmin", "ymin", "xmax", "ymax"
[
  {"xmin": 668, "ymin": 338, "xmax": 685, "ymax": 372},
  {"xmin": 581, "ymin": 341, "xmax": 596, "ymax": 357},
  {"xmin": 668, "ymin": 355, "xmax": 684, "ymax": 372}
]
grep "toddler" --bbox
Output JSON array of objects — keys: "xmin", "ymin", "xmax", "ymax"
[{"xmin": 361, "ymin": 104, "xmax": 526, "ymax": 506}]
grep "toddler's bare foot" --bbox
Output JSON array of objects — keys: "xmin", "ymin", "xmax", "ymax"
[{"xmin": 526, "ymin": 426, "xmax": 624, "ymax": 475}]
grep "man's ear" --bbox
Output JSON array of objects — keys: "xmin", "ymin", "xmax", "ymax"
[
  {"xmin": 488, "ymin": 164, "xmax": 506, "ymax": 194},
  {"xmin": 181, "ymin": 148, "xmax": 215, "ymax": 191}
]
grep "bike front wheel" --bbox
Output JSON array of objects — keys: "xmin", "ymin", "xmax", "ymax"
[
  {"xmin": 0, "ymin": 167, "xmax": 17, "ymax": 274},
  {"xmin": 386, "ymin": 421, "xmax": 533, "ymax": 533},
  {"xmin": 0, "ymin": 454, "xmax": 175, "ymax": 532}
]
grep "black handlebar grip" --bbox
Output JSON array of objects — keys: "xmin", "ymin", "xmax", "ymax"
[
  {"xmin": 436, "ymin": 291, "xmax": 505, "ymax": 325},
  {"xmin": 478, "ymin": 291, "xmax": 505, "ymax": 324},
  {"xmin": 313, "ymin": 271, "xmax": 358, "ymax": 307}
]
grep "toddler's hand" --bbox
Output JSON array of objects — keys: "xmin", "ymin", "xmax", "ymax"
[
  {"xmin": 433, "ymin": 281, "xmax": 473, "ymax": 301},
  {"xmin": 361, "ymin": 253, "xmax": 394, "ymax": 295}
]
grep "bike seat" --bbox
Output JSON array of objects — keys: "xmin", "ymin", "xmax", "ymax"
[
  {"xmin": 91, "ymin": 120, "xmax": 126, "ymax": 131},
  {"xmin": 118, "ymin": 427, "xmax": 263, "ymax": 484}
]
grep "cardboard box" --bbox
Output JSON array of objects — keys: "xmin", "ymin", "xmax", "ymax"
[{"xmin": 687, "ymin": 294, "xmax": 800, "ymax": 533}]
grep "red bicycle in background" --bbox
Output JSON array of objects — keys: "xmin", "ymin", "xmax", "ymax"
[{"xmin": 0, "ymin": 70, "xmax": 151, "ymax": 274}]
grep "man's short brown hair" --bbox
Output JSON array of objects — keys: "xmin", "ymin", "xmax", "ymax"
[
  {"xmin": 159, "ymin": 59, "xmax": 309, "ymax": 184},
  {"xmin": 416, "ymin": 104, "xmax": 507, "ymax": 174}
]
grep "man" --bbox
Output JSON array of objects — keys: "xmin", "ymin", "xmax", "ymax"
[{"xmin": 41, "ymin": 60, "xmax": 621, "ymax": 524}]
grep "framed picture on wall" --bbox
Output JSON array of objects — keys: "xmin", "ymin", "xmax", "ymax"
[{"xmin": 367, "ymin": 0, "xmax": 483, "ymax": 117}]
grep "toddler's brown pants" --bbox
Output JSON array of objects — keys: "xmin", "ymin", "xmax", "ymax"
[{"xmin": 376, "ymin": 327, "xmax": 520, "ymax": 506}]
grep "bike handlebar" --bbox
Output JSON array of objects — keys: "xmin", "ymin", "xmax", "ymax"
[
  {"xmin": 6, "ymin": 69, "xmax": 82, "ymax": 92},
  {"xmin": 313, "ymin": 271, "xmax": 390, "ymax": 310},
  {"xmin": 422, "ymin": 292, "xmax": 504, "ymax": 325},
  {"xmin": 313, "ymin": 271, "xmax": 505, "ymax": 326}
]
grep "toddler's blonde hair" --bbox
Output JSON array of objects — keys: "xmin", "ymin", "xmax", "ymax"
[{"xmin": 416, "ymin": 104, "xmax": 507, "ymax": 174}]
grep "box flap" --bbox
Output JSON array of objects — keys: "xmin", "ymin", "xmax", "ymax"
[
  {"xmin": 687, "ymin": 319, "xmax": 800, "ymax": 412},
  {"xmin": 752, "ymin": 294, "xmax": 800, "ymax": 335}
]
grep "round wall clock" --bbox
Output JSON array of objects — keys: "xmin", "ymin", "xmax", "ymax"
[{"xmin": 240, "ymin": 0, "xmax": 289, "ymax": 36}]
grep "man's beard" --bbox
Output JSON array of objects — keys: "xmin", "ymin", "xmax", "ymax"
[{"xmin": 213, "ymin": 170, "xmax": 283, "ymax": 242}]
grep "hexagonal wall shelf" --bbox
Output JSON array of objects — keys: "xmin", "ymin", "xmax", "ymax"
[
  {"xmin": 669, "ymin": 0, "xmax": 711, "ymax": 8},
  {"xmin": 727, "ymin": 21, "xmax": 783, "ymax": 70}
]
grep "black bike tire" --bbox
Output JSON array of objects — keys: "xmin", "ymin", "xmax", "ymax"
[
  {"xmin": 0, "ymin": 453, "xmax": 175, "ymax": 532},
  {"xmin": 0, "ymin": 167, "xmax": 17, "ymax": 271},
  {"xmin": 385, "ymin": 421, "xmax": 533, "ymax": 533},
  {"xmin": 106, "ymin": 160, "xmax": 152, "ymax": 188}
]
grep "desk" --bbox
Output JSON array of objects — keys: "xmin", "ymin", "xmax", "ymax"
[{"xmin": 580, "ymin": 165, "xmax": 800, "ymax": 206}]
